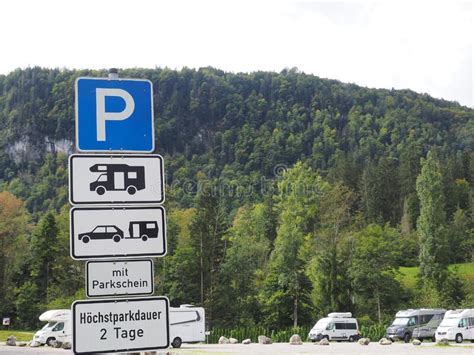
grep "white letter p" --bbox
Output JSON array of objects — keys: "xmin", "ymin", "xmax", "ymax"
[{"xmin": 96, "ymin": 88, "xmax": 135, "ymax": 141}]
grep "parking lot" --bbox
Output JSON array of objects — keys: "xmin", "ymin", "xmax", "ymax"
[
  {"xmin": 1, "ymin": 342, "xmax": 473, "ymax": 354},
  {"xmin": 174, "ymin": 342, "xmax": 474, "ymax": 354}
]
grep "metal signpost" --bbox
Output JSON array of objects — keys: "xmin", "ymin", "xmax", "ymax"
[{"xmin": 69, "ymin": 70, "xmax": 168, "ymax": 353}]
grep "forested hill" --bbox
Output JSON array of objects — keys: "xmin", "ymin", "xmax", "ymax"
[
  {"xmin": 0, "ymin": 67, "xmax": 472, "ymax": 218},
  {"xmin": 1, "ymin": 67, "xmax": 473, "ymax": 330}
]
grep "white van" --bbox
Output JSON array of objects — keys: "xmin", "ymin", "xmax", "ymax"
[
  {"xmin": 169, "ymin": 305, "xmax": 205, "ymax": 348},
  {"xmin": 308, "ymin": 312, "xmax": 360, "ymax": 342},
  {"xmin": 436, "ymin": 309, "xmax": 474, "ymax": 343},
  {"xmin": 33, "ymin": 309, "xmax": 71, "ymax": 346}
]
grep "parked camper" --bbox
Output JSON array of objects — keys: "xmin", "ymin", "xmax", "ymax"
[
  {"xmin": 308, "ymin": 312, "xmax": 360, "ymax": 342},
  {"xmin": 386, "ymin": 308, "xmax": 446, "ymax": 342},
  {"xmin": 436, "ymin": 309, "xmax": 474, "ymax": 343},
  {"xmin": 169, "ymin": 305, "xmax": 205, "ymax": 348},
  {"xmin": 33, "ymin": 309, "xmax": 71, "ymax": 346},
  {"xmin": 89, "ymin": 164, "xmax": 145, "ymax": 195}
]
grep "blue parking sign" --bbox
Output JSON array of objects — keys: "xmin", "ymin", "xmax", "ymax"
[{"xmin": 75, "ymin": 77, "xmax": 155, "ymax": 152}]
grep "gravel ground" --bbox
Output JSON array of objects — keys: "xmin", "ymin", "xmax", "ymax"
[
  {"xmin": 172, "ymin": 342, "xmax": 474, "ymax": 355},
  {"xmin": 0, "ymin": 342, "xmax": 473, "ymax": 354}
]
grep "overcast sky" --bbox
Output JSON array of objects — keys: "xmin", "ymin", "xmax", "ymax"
[{"xmin": 1, "ymin": 0, "xmax": 472, "ymax": 107}]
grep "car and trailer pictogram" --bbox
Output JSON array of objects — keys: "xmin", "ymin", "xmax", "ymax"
[{"xmin": 79, "ymin": 221, "xmax": 159, "ymax": 243}]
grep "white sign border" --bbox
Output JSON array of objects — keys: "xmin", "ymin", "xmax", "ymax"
[
  {"xmin": 70, "ymin": 205, "xmax": 167, "ymax": 260},
  {"xmin": 86, "ymin": 259, "xmax": 155, "ymax": 298},
  {"xmin": 72, "ymin": 296, "xmax": 170, "ymax": 354},
  {"xmin": 75, "ymin": 76, "xmax": 155, "ymax": 153},
  {"xmin": 68, "ymin": 154, "xmax": 165, "ymax": 205}
]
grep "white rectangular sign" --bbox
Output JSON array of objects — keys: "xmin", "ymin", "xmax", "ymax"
[
  {"xmin": 70, "ymin": 206, "xmax": 166, "ymax": 260},
  {"xmin": 86, "ymin": 259, "xmax": 154, "ymax": 298},
  {"xmin": 69, "ymin": 154, "xmax": 164, "ymax": 205},
  {"xmin": 72, "ymin": 297, "xmax": 169, "ymax": 354}
]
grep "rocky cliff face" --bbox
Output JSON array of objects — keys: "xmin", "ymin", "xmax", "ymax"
[{"xmin": 6, "ymin": 138, "xmax": 73, "ymax": 163}]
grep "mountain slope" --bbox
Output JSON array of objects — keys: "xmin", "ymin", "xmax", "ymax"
[{"xmin": 0, "ymin": 67, "xmax": 472, "ymax": 217}]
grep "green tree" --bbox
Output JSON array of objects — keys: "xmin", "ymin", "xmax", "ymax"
[
  {"xmin": 350, "ymin": 224, "xmax": 403, "ymax": 322},
  {"xmin": 11, "ymin": 212, "xmax": 59, "ymax": 329},
  {"xmin": 0, "ymin": 192, "xmax": 31, "ymax": 320},
  {"xmin": 308, "ymin": 183, "xmax": 355, "ymax": 317},
  {"xmin": 217, "ymin": 203, "xmax": 272, "ymax": 326},
  {"xmin": 47, "ymin": 205, "xmax": 83, "ymax": 307},
  {"xmin": 416, "ymin": 152, "xmax": 448, "ymax": 286},
  {"xmin": 446, "ymin": 208, "xmax": 473, "ymax": 263},
  {"xmin": 415, "ymin": 152, "xmax": 465, "ymax": 307},
  {"xmin": 361, "ymin": 157, "xmax": 401, "ymax": 225},
  {"xmin": 188, "ymin": 182, "xmax": 229, "ymax": 325},
  {"xmin": 13, "ymin": 281, "xmax": 41, "ymax": 329},
  {"xmin": 162, "ymin": 208, "xmax": 201, "ymax": 306},
  {"xmin": 260, "ymin": 162, "xmax": 327, "ymax": 328},
  {"xmin": 29, "ymin": 212, "xmax": 59, "ymax": 304}
]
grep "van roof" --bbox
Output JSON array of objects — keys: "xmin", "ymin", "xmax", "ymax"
[
  {"xmin": 319, "ymin": 317, "xmax": 357, "ymax": 323},
  {"xmin": 395, "ymin": 309, "xmax": 446, "ymax": 317},
  {"xmin": 327, "ymin": 312, "xmax": 352, "ymax": 318},
  {"xmin": 445, "ymin": 309, "xmax": 474, "ymax": 318},
  {"xmin": 39, "ymin": 309, "xmax": 70, "ymax": 322}
]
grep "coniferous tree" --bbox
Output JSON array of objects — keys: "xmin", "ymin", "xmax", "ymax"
[
  {"xmin": 417, "ymin": 152, "xmax": 448, "ymax": 284},
  {"xmin": 415, "ymin": 151, "xmax": 465, "ymax": 306},
  {"xmin": 188, "ymin": 181, "xmax": 229, "ymax": 325},
  {"xmin": 29, "ymin": 212, "xmax": 59, "ymax": 303},
  {"xmin": 13, "ymin": 211, "xmax": 58, "ymax": 329},
  {"xmin": 308, "ymin": 183, "xmax": 355, "ymax": 317}
]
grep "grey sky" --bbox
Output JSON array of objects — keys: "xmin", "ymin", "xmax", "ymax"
[{"xmin": 0, "ymin": 0, "xmax": 472, "ymax": 107}]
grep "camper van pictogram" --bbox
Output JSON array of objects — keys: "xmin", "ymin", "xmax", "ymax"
[
  {"xmin": 79, "ymin": 221, "xmax": 159, "ymax": 243},
  {"xmin": 89, "ymin": 164, "xmax": 145, "ymax": 195}
]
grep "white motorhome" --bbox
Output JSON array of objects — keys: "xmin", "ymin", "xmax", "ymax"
[
  {"xmin": 436, "ymin": 309, "xmax": 474, "ymax": 343},
  {"xmin": 308, "ymin": 312, "xmax": 360, "ymax": 342},
  {"xmin": 33, "ymin": 309, "xmax": 71, "ymax": 346},
  {"xmin": 169, "ymin": 305, "xmax": 205, "ymax": 348}
]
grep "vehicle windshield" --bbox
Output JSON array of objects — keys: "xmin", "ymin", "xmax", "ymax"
[
  {"xmin": 97, "ymin": 174, "xmax": 107, "ymax": 182},
  {"xmin": 312, "ymin": 319, "xmax": 328, "ymax": 329},
  {"xmin": 391, "ymin": 317, "xmax": 409, "ymax": 326},
  {"xmin": 41, "ymin": 322, "xmax": 56, "ymax": 330},
  {"xmin": 439, "ymin": 318, "xmax": 460, "ymax": 327}
]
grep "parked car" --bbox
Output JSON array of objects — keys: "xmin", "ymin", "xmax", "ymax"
[
  {"xmin": 386, "ymin": 309, "xmax": 446, "ymax": 342},
  {"xmin": 308, "ymin": 312, "xmax": 360, "ymax": 342},
  {"xmin": 33, "ymin": 309, "xmax": 71, "ymax": 346},
  {"xmin": 78, "ymin": 225, "xmax": 124, "ymax": 243},
  {"xmin": 436, "ymin": 309, "xmax": 474, "ymax": 343},
  {"xmin": 169, "ymin": 305, "xmax": 206, "ymax": 348}
]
